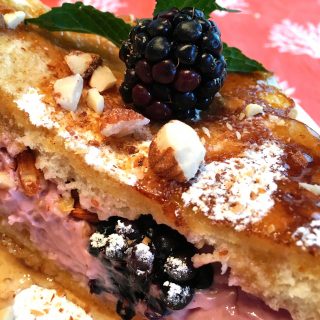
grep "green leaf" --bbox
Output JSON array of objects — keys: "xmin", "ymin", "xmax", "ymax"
[
  {"xmin": 154, "ymin": 0, "xmax": 239, "ymax": 18},
  {"xmin": 223, "ymin": 43, "xmax": 268, "ymax": 73},
  {"xmin": 25, "ymin": 2, "xmax": 131, "ymax": 48}
]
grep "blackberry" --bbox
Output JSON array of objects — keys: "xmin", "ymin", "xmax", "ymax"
[
  {"xmin": 119, "ymin": 7, "xmax": 226, "ymax": 121},
  {"xmin": 88, "ymin": 215, "xmax": 214, "ymax": 319},
  {"xmin": 164, "ymin": 255, "xmax": 196, "ymax": 282}
]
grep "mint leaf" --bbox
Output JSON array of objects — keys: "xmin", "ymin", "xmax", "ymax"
[
  {"xmin": 223, "ymin": 43, "xmax": 268, "ymax": 73},
  {"xmin": 154, "ymin": 0, "xmax": 239, "ymax": 18},
  {"xmin": 25, "ymin": 2, "xmax": 267, "ymax": 73},
  {"xmin": 26, "ymin": 2, "xmax": 131, "ymax": 47}
]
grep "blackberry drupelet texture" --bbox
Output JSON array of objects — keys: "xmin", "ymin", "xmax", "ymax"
[
  {"xmin": 119, "ymin": 7, "xmax": 227, "ymax": 121},
  {"xmin": 88, "ymin": 215, "xmax": 214, "ymax": 320}
]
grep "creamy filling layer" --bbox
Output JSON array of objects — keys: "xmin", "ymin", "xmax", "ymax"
[{"xmin": 0, "ymin": 147, "xmax": 291, "ymax": 319}]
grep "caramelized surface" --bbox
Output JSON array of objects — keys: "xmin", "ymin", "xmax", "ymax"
[
  {"xmin": 137, "ymin": 116, "xmax": 320, "ymax": 253},
  {"xmin": 1, "ymin": 26, "xmax": 319, "ymax": 256}
]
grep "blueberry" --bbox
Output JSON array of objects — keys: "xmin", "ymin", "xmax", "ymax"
[
  {"xmin": 173, "ymin": 20, "xmax": 202, "ymax": 43},
  {"xmin": 162, "ymin": 281, "xmax": 194, "ymax": 310},
  {"xmin": 152, "ymin": 60, "xmax": 177, "ymax": 84},
  {"xmin": 135, "ymin": 60, "xmax": 153, "ymax": 84},
  {"xmin": 147, "ymin": 18, "xmax": 172, "ymax": 37},
  {"xmin": 128, "ymin": 243, "xmax": 155, "ymax": 276},
  {"xmin": 174, "ymin": 69, "xmax": 201, "ymax": 92},
  {"xmin": 164, "ymin": 255, "xmax": 196, "ymax": 282},
  {"xmin": 202, "ymin": 31, "xmax": 223, "ymax": 56},
  {"xmin": 145, "ymin": 36, "xmax": 171, "ymax": 62},
  {"xmin": 119, "ymin": 41, "xmax": 131, "ymax": 63},
  {"xmin": 133, "ymin": 32, "xmax": 149, "ymax": 55},
  {"xmin": 132, "ymin": 84, "xmax": 152, "ymax": 107},
  {"xmin": 104, "ymin": 233, "xmax": 128, "ymax": 260},
  {"xmin": 174, "ymin": 44, "xmax": 198, "ymax": 65},
  {"xmin": 172, "ymin": 13, "xmax": 192, "ymax": 27},
  {"xmin": 173, "ymin": 91, "xmax": 197, "ymax": 108},
  {"xmin": 181, "ymin": 7, "xmax": 205, "ymax": 19},
  {"xmin": 151, "ymin": 83, "xmax": 171, "ymax": 102},
  {"xmin": 144, "ymin": 102, "xmax": 172, "ymax": 122}
]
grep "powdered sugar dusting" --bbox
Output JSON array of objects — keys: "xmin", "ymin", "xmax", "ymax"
[
  {"xmin": 293, "ymin": 219, "xmax": 320, "ymax": 249},
  {"xmin": 15, "ymin": 88, "xmax": 59, "ymax": 129},
  {"xmin": 182, "ymin": 142, "xmax": 286, "ymax": 231},
  {"xmin": 13, "ymin": 285, "xmax": 92, "ymax": 320}
]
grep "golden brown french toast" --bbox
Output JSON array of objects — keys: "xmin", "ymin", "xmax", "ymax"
[{"xmin": 0, "ymin": 1, "xmax": 319, "ymax": 320}]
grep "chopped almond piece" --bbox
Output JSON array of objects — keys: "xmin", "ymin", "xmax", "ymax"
[
  {"xmin": 64, "ymin": 51, "xmax": 102, "ymax": 79},
  {"xmin": 17, "ymin": 150, "xmax": 40, "ymax": 197},
  {"xmin": 101, "ymin": 108, "xmax": 149, "ymax": 138},
  {"xmin": 70, "ymin": 207, "xmax": 99, "ymax": 223}
]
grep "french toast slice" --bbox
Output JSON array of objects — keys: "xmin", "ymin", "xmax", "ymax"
[{"xmin": 0, "ymin": 1, "xmax": 319, "ymax": 320}]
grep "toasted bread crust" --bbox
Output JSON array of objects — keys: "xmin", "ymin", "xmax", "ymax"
[{"xmin": 0, "ymin": 1, "xmax": 319, "ymax": 320}]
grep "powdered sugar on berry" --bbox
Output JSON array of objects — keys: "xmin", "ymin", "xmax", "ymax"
[
  {"xmin": 165, "ymin": 257, "xmax": 189, "ymax": 278},
  {"xmin": 115, "ymin": 220, "xmax": 134, "ymax": 235},
  {"xmin": 135, "ymin": 243, "xmax": 154, "ymax": 264},
  {"xmin": 90, "ymin": 232, "xmax": 107, "ymax": 248},
  {"xmin": 163, "ymin": 281, "xmax": 191, "ymax": 306},
  {"xmin": 182, "ymin": 142, "xmax": 286, "ymax": 231},
  {"xmin": 105, "ymin": 233, "xmax": 127, "ymax": 258},
  {"xmin": 293, "ymin": 219, "xmax": 320, "ymax": 249}
]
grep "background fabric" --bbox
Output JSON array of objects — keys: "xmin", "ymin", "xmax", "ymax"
[{"xmin": 42, "ymin": 0, "xmax": 320, "ymax": 126}]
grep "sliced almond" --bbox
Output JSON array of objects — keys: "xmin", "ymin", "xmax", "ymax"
[
  {"xmin": 70, "ymin": 207, "xmax": 99, "ymax": 223},
  {"xmin": 299, "ymin": 183, "xmax": 320, "ymax": 196},
  {"xmin": 101, "ymin": 108, "xmax": 149, "ymax": 138},
  {"xmin": 64, "ymin": 51, "xmax": 102, "ymax": 79},
  {"xmin": 17, "ymin": 150, "xmax": 40, "ymax": 197}
]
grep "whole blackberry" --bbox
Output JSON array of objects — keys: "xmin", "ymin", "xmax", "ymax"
[{"xmin": 119, "ymin": 7, "xmax": 226, "ymax": 121}]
